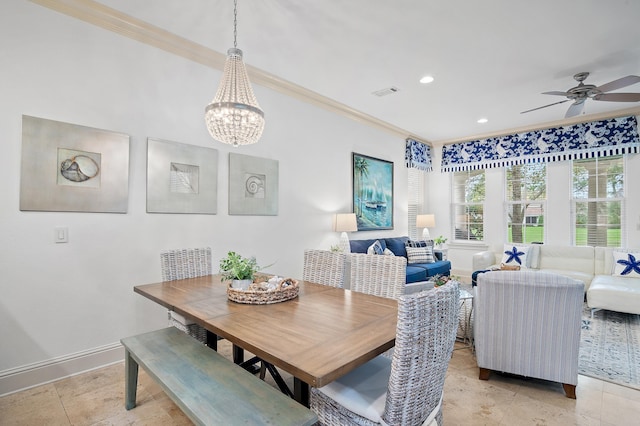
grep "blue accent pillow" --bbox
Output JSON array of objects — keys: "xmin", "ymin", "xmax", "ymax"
[{"xmin": 384, "ymin": 237, "xmax": 409, "ymax": 257}]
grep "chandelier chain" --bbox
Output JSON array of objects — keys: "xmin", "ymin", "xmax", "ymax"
[{"xmin": 233, "ymin": 0, "xmax": 238, "ymax": 48}]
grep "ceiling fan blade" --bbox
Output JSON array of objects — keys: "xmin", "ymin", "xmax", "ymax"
[
  {"xmin": 596, "ymin": 75, "xmax": 640, "ymax": 93},
  {"xmin": 565, "ymin": 102, "xmax": 585, "ymax": 118},
  {"xmin": 542, "ymin": 91, "xmax": 569, "ymax": 96},
  {"xmin": 520, "ymin": 99, "xmax": 569, "ymax": 114},
  {"xmin": 594, "ymin": 92, "xmax": 640, "ymax": 102}
]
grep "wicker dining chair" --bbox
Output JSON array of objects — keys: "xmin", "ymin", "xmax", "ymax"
[
  {"xmin": 348, "ymin": 252, "xmax": 407, "ymax": 299},
  {"xmin": 160, "ymin": 247, "xmax": 213, "ymax": 344},
  {"xmin": 310, "ymin": 280, "xmax": 460, "ymax": 426},
  {"xmin": 302, "ymin": 249, "xmax": 347, "ymax": 288},
  {"xmin": 160, "ymin": 247, "xmax": 292, "ymax": 396}
]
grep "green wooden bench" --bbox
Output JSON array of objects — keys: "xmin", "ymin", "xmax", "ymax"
[{"xmin": 120, "ymin": 327, "xmax": 317, "ymax": 426}]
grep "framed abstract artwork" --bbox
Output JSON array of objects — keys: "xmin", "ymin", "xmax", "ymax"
[
  {"xmin": 19, "ymin": 115, "xmax": 130, "ymax": 213},
  {"xmin": 352, "ymin": 152, "xmax": 394, "ymax": 230},
  {"xmin": 146, "ymin": 138, "xmax": 218, "ymax": 214},
  {"xmin": 228, "ymin": 153, "xmax": 278, "ymax": 215}
]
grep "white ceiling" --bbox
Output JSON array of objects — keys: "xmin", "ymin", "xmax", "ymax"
[{"xmin": 95, "ymin": 0, "xmax": 640, "ymax": 143}]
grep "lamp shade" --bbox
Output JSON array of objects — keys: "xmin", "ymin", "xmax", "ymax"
[
  {"xmin": 416, "ymin": 214, "xmax": 435, "ymax": 228},
  {"xmin": 334, "ymin": 213, "xmax": 358, "ymax": 232}
]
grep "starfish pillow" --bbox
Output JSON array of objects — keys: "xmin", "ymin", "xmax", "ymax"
[
  {"xmin": 612, "ymin": 251, "xmax": 640, "ymax": 278},
  {"xmin": 501, "ymin": 244, "xmax": 530, "ymax": 269}
]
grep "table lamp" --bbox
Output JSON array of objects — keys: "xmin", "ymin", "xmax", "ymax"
[
  {"xmin": 416, "ymin": 214, "xmax": 435, "ymax": 240},
  {"xmin": 334, "ymin": 213, "xmax": 358, "ymax": 253}
]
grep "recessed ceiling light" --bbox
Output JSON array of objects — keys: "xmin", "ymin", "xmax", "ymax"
[
  {"xmin": 477, "ymin": 118, "xmax": 488, "ymax": 124},
  {"xmin": 419, "ymin": 75, "xmax": 434, "ymax": 84}
]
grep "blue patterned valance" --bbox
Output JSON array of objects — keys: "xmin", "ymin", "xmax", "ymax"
[
  {"xmin": 405, "ymin": 138, "xmax": 432, "ymax": 171},
  {"xmin": 441, "ymin": 116, "xmax": 640, "ymax": 172}
]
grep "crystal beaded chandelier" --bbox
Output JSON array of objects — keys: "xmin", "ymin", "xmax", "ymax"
[{"xmin": 204, "ymin": 0, "xmax": 264, "ymax": 147}]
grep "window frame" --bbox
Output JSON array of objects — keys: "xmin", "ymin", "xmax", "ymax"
[
  {"xmin": 451, "ymin": 169, "xmax": 485, "ymax": 242},
  {"xmin": 571, "ymin": 155, "xmax": 625, "ymax": 247},
  {"xmin": 504, "ymin": 163, "xmax": 547, "ymax": 244}
]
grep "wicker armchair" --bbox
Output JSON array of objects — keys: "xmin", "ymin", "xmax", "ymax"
[
  {"xmin": 160, "ymin": 247, "xmax": 213, "ymax": 344},
  {"xmin": 475, "ymin": 270, "xmax": 584, "ymax": 398},
  {"xmin": 310, "ymin": 281, "xmax": 460, "ymax": 425},
  {"xmin": 348, "ymin": 252, "xmax": 407, "ymax": 299},
  {"xmin": 303, "ymin": 249, "xmax": 347, "ymax": 288}
]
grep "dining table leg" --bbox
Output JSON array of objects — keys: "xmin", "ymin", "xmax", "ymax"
[
  {"xmin": 232, "ymin": 344, "xmax": 244, "ymax": 364},
  {"xmin": 294, "ymin": 378, "xmax": 310, "ymax": 407},
  {"xmin": 205, "ymin": 330, "xmax": 218, "ymax": 350}
]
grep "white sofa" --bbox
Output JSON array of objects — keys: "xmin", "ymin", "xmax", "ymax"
[{"xmin": 472, "ymin": 244, "xmax": 640, "ymax": 316}]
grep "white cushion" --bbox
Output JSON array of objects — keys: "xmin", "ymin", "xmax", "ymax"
[
  {"xmin": 538, "ymin": 269, "xmax": 593, "ymax": 291},
  {"xmin": 383, "ymin": 248, "xmax": 395, "ymax": 256},
  {"xmin": 612, "ymin": 250, "xmax": 640, "ymax": 278},
  {"xmin": 588, "ymin": 275, "xmax": 640, "ymax": 315},
  {"xmin": 317, "ymin": 356, "xmax": 391, "ymax": 423},
  {"xmin": 501, "ymin": 244, "xmax": 530, "ymax": 269}
]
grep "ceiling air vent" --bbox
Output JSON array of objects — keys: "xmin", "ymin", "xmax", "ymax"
[{"xmin": 372, "ymin": 86, "xmax": 400, "ymax": 97}]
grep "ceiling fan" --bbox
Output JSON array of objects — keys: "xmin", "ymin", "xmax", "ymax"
[{"xmin": 521, "ymin": 72, "xmax": 640, "ymax": 118}]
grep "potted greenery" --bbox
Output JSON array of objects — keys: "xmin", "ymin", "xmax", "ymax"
[
  {"xmin": 219, "ymin": 251, "xmax": 260, "ymax": 290},
  {"xmin": 434, "ymin": 235, "xmax": 448, "ymax": 249}
]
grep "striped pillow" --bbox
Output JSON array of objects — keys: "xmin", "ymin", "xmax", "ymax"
[{"xmin": 406, "ymin": 246, "xmax": 435, "ymax": 264}]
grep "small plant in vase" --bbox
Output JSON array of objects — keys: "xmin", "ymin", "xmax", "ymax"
[
  {"xmin": 219, "ymin": 251, "xmax": 260, "ymax": 290},
  {"xmin": 434, "ymin": 236, "xmax": 448, "ymax": 249}
]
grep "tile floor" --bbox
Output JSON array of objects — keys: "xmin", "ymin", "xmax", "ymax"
[{"xmin": 1, "ymin": 340, "xmax": 639, "ymax": 425}]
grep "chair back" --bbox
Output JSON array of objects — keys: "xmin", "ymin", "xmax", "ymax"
[
  {"xmin": 349, "ymin": 252, "xmax": 406, "ymax": 299},
  {"xmin": 302, "ymin": 249, "xmax": 347, "ymax": 288},
  {"xmin": 383, "ymin": 281, "xmax": 460, "ymax": 425},
  {"xmin": 475, "ymin": 270, "xmax": 584, "ymax": 386},
  {"xmin": 160, "ymin": 247, "xmax": 212, "ymax": 281}
]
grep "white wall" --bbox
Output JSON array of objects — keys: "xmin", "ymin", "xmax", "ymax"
[{"xmin": 0, "ymin": 0, "xmax": 408, "ymax": 393}]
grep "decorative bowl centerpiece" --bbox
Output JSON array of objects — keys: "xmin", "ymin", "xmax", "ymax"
[
  {"xmin": 220, "ymin": 251, "xmax": 297, "ymax": 304},
  {"xmin": 227, "ymin": 275, "xmax": 299, "ymax": 305}
]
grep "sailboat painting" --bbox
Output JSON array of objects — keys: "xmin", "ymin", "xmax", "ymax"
[{"xmin": 352, "ymin": 153, "xmax": 393, "ymax": 230}]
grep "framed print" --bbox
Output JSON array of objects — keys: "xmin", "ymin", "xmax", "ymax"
[
  {"xmin": 229, "ymin": 153, "xmax": 278, "ymax": 215},
  {"xmin": 146, "ymin": 138, "xmax": 218, "ymax": 214},
  {"xmin": 352, "ymin": 152, "xmax": 393, "ymax": 230},
  {"xmin": 19, "ymin": 115, "xmax": 130, "ymax": 213}
]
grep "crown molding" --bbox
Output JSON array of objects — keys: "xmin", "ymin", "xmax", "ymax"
[{"xmin": 28, "ymin": 0, "xmax": 411, "ymax": 139}]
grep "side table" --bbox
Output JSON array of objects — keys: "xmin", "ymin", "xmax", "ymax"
[{"xmin": 457, "ymin": 286, "xmax": 474, "ymax": 352}]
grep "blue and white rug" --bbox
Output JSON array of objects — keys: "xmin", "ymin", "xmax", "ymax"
[{"xmin": 580, "ymin": 304, "xmax": 640, "ymax": 390}]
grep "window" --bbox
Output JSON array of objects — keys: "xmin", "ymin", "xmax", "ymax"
[
  {"xmin": 407, "ymin": 168, "xmax": 424, "ymax": 240},
  {"xmin": 452, "ymin": 170, "xmax": 484, "ymax": 241},
  {"xmin": 572, "ymin": 156, "xmax": 624, "ymax": 247},
  {"xmin": 505, "ymin": 163, "xmax": 546, "ymax": 243}
]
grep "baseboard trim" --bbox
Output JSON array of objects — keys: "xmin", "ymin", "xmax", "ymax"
[{"xmin": 0, "ymin": 342, "xmax": 124, "ymax": 397}]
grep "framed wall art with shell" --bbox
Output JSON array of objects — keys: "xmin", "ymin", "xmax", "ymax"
[
  {"xmin": 19, "ymin": 115, "xmax": 130, "ymax": 213},
  {"xmin": 228, "ymin": 153, "xmax": 278, "ymax": 216},
  {"xmin": 146, "ymin": 138, "xmax": 218, "ymax": 214}
]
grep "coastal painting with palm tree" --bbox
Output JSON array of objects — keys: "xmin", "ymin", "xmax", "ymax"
[{"xmin": 352, "ymin": 153, "xmax": 393, "ymax": 230}]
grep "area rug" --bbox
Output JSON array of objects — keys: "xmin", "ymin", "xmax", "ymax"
[{"xmin": 579, "ymin": 304, "xmax": 640, "ymax": 390}]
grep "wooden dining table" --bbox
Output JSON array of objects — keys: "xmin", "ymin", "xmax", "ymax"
[{"xmin": 134, "ymin": 274, "xmax": 398, "ymax": 407}]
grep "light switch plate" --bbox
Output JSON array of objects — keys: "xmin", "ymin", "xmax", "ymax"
[{"xmin": 55, "ymin": 227, "xmax": 68, "ymax": 243}]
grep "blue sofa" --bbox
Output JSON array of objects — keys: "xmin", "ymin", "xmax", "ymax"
[{"xmin": 349, "ymin": 236, "xmax": 451, "ymax": 284}]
